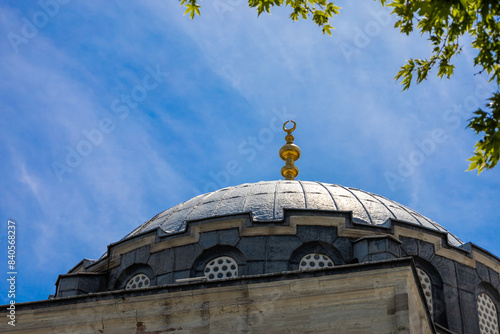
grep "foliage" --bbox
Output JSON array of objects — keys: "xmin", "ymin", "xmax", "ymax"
[
  {"xmin": 180, "ymin": 0, "xmax": 340, "ymax": 35},
  {"xmin": 179, "ymin": 0, "xmax": 500, "ymax": 173},
  {"xmin": 389, "ymin": 0, "xmax": 500, "ymax": 173},
  {"xmin": 467, "ymin": 92, "xmax": 500, "ymax": 173}
]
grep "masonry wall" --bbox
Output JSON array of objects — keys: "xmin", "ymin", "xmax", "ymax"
[{"xmin": 2, "ymin": 263, "xmax": 433, "ymax": 334}]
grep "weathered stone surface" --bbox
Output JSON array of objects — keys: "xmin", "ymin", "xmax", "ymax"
[
  {"xmin": 489, "ymin": 267, "xmax": 500, "ymax": 289},
  {"xmin": 296, "ymin": 225, "xmax": 318, "ymax": 243},
  {"xmin": 476, "ymin": 262, "xmax": 490, "ymax": 283},
  {"xmin": 147, "ymin": 248, "xmax": 174, "ymax": 275},
  {"xmin": 264, "ymin": 260, "xmax": 288, "ymax": 274},
  {"xmin": 368, "ymin": 238, "xmax": 387, "ymax": 254},
  {"xmin": 106, "ymin": 268, "xmax": 121, "ymax": 290},
  {"xmin": 119, "ymin": 250, "xmax": 136, "ymax": 269},
  {"xmin": 5, "ymin": 263, "xmax": 433, "ymax": 334},
  {"xmin": 172, "ymin": 269, "xmax": 191, "ymax": 282},
  {"xmin": 388, "ymin": 238, "xmax": 401, "ymax": 258},
  {"xmin": 370, "ymin": 253, "xmax": 392, "ymax": 262},
  {"xmin": 332, "ymin": 237, "xmax": 352, "ymax": 263},
  {"xmin": 174, "ymin": 244, "xmax": 203, "ymax": 271},
  {"xmin": 246, "ymin": 261, "xmax": 265, "ymax": 275},
  {"xmin": 56, "ymin": 290, "xmax": 75, "ymax": 298},
  {"xmin": 58, "ymin": 276, "xmax": 78, "ymax": 290},
  {"xmin": 400, "ymin": 236, "xmax": 418, "ymax": 256},
  {"xmin": 134, "ymin": 245, "xmax": 151, "ymax": 264},
  {"xmin": 419, "ymin": 241, "xmax": 434, "ymax": 261},
  {"xmin": 77, "ymin": 275, "xmax": 105, "ymax": 293},
  {"xmin": 354, "ymin": 237, "xmax": 401, "ymax": 263},
  {"xmin": 237, "ymin": 236, "xmax": 267, "ymax": 261},
  {"xmin": 459, "ymin": 289, "xmax": 479, "ymax": 333},
  {"xmin": 156, "ymin": 273, "xmax": 173, "ymax": 286},
  {"xmin": 455, "ymin": 262, "xmax": 480, "ymax": 293},
  {"xmin": 431, "ymin": 256, "xmax": 457, "ymax": 287},
  {"xmin": 443, "ymin": 283, "xmax": 461, "ymax": 333},
  {"xmin": 199, "ymin": 231, "xmax": 218, "ymax": 249},
  {"xmin": 267, "ymin": 235, "xmax": 301, "ymax": 261},
  {"xmin": 316, "ymin": 226, "xmax": 337, "ymax": 244},
  {"xmin": 218, "ymin": 228, "xmax": 240, "ymax": 246},
  {"xmin": 56, "ymin": 274, "xmax": 106, "ymax": 297},
  {"xmin": 353, "ymin": 239, "xmax": 368, "ymax": 263}
]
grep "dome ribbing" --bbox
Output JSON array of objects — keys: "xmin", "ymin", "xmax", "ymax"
[{"xmin": 126, "ymin": 180, "xmax": 463, "ymax": 247}]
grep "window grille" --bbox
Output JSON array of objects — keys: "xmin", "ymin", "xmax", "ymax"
[
  {"xmin": 416, "ymin": 268, "xmax": 433, "ymax": 315},
  {"xmin": 299, "ymin": 253, "xmax": 334, "ymax": 271},
  {"xmin": 125, "ymin": 273, "xmax": 150, "ymax": 290},
  {"xmin": 478, "ymin": 293, "xmax": 499, "ymax": 334},
  {"xmin": 205, "ymin": 256, "xmax": 238, "ymax": 281}
]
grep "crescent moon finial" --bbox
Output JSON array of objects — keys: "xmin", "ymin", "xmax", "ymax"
[
  {"xmin": 279, "ymin": 121, "xmax": 300, "ymax": 180},
  {"xmin": 283, "ymin": 120, "xmax": 296, "ymax": 133}
]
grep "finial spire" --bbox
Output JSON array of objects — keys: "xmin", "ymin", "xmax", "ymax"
[{"xmin": 279, "ymin": 120, "xmax": 301, "ymax": 180}]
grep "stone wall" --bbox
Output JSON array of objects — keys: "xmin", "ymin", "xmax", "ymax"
[{"xmin": 1, "ymin": 260, "xmax": 433, "ymax": 334}]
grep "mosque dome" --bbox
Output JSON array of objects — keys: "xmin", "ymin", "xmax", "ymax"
[
  {"xmin": 41, "ymin": 122, "xmax": 500, "ymax": 334},
  {"xmin": 125, "ymin": 180, "xmax": 463, "ymax": 248}
]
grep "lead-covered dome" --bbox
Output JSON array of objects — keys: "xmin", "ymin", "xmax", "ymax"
[
  {"xmin": 126, "ymin": 180, "xmax": 463, "ymax": 247},
  {"xmin": 53, "ymin": 179, "xmax": 499, "ymax": 334}
]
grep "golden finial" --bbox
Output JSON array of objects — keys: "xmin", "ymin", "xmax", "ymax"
[{"xmin": 279, "ymin": 120, "xmax": 301, "ymax": 180}]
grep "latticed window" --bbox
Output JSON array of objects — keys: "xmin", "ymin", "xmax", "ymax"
[
  {"xmin": 299, "ymin": 253, "xmax": 334, "ymax": 271},
  {"xmin": 416, "ymin": 268, "xmax": 433, "ymax": 315},
  {"xmin": 478, "ymin": 293, "xmax": 499, "ymax": 334},
  {"xmin": 125, "ymin": 273, "xmax": 150, "ymax": 290},
  {"xmin": 205, "ymin": 256, "xmax": 238, "ymax": 281}
]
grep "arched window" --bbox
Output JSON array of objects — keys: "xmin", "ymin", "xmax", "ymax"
[
  {"xmin": 416, "ymin": 267, "xmax": 433, "ymax": 315},
  {"xmin": 478, "ymin": 293, "xmax": 499, "ymax": 334},
  {"xmin": 299, "ymin": 253, "xmax": 334, "ymax": 271},
  {"xmin": 204, "ymin": 256, "xmax": 238, "ymax": 281},
  {"xmin": 412, "ymin": 259, "xmax": 447, "ymax": 328},
  {"xmin": 125, "ymin": 273, "xmax": 150, "ymax": 290}
]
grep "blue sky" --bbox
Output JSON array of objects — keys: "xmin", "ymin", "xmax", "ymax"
[{"xmin": 0, "ymin": 1, "xmax": 499, "ymax": 304}]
